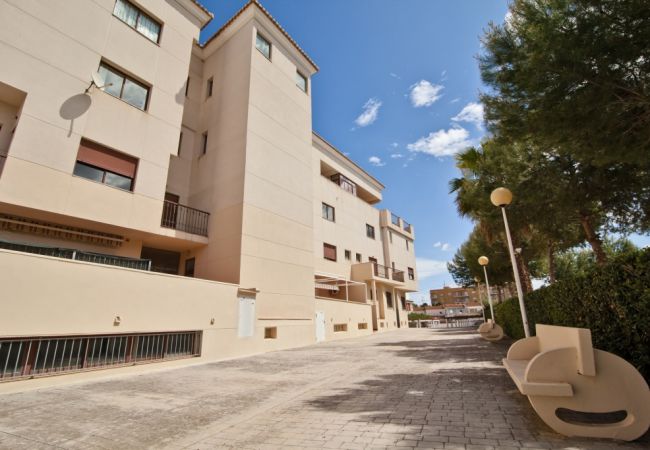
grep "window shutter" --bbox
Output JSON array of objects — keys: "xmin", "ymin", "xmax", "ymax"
[{"xmin": 77, "ymin": 139, "xmax": 137, "ymax": 178}]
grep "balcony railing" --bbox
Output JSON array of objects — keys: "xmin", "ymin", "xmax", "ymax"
[
  {"xmin": 402, "ymin": 220, "xmax": 412, "ymax": 233},
  {"xmin": 391, "ymin": 213, "xmax": 400, "ymax": 226},
  {"xmin": 392, "ymin": 269, "xmax": 405, "ymax": 282},
  {"xmin": 161, "ymin": 201, "xmax": 209, "ymax": 237},
  {"xmin": 373, "ymin": 262, "xmax": 390, "ymax": 279},
  {"xmin": 0, "ymin": 240, "xmax": 151, "ymax": 271}
]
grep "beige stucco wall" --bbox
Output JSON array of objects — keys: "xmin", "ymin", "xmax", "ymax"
[
  {"xmin": 0, "ymin": 0, "xmax": 203, "ymax": 241},
  {"xmin": 315, "ymin": 298, "xmax": 373, "ymax": 341}
]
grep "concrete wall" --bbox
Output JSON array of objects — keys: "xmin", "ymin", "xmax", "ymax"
[{"xmin": 315, "ymin": 298, "xmax": 373, "ymax": 341}]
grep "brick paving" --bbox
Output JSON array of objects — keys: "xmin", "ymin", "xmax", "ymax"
[{"xmin": 0, "ymin": 328, "xmax": 647, "ymax": 449}]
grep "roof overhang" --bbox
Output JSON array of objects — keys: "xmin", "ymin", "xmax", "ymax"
[{"xmin": 174, "ymin": 0, "xmax": 214, "ymax": 29}]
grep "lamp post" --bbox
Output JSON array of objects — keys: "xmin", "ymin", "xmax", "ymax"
[
  {"xmin": 478, "ymin": 256, "xmax": 495, "ymax": 323},
  {"xmin": 490, "ymin": 187, "xmax": 530, "ymax": 338},
  {"xmin": 475, "ymin": 277, "xmax": 486, "ymax": 321}
]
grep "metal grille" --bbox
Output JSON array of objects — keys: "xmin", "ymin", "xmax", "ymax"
[
  {"xmin": 161, "ymin": 201, "xmax": 209, "ymax": 236},
  {"xmin": 0, "ymin": 331, "xmax": 201, "ymax": 382},
  {"xmin": 392, "ymin": 269, "xmax": 405, "ymax": 282},
  {"xmin": 0, "ymin": 240, "xmax": 151, "ymax": 271},
  {"xmin": 373, "ymin": 263, "xmax": 390, "ymax": 279}
]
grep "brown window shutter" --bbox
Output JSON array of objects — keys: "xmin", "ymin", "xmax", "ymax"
[
  {"xmin": 77, "ymin": 139, "xmax": 137, "ymax": 178},
  {"xmin": 323, "ymin": 243, "xmax": 336, "ymax": 261}
]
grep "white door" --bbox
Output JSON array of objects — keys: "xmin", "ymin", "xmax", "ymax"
[
  {"xmin": 315, "ymin": 311, "xmax": 325, "ymax": 342},
  {"xmin": 238, "ymin": 296, "xmax": 255, "ymax": 338}
]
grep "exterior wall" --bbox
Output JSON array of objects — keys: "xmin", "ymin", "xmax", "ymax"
[
  {"xmin": 0, "ymin": 0, "xmax": 202, "ymax": 242},
  {"xmin": 315, "ymin": 298, "xmax": 373, "ymax": 341}
]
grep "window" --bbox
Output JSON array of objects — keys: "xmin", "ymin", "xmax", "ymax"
[
  {"xmin": 406, "ymin": 239, "xmax": 410, "ymax": 251},
  {"xmin": 201, "ymin": 132, "xmax": 208, "ymax": 155},
  {"xmin": 401, "ymin": 296, "xmax": 407, "ymax": 310},
  {"xmin": 369, "ymin": 287, "xmax": 374, "ymax": 300},
  {"xmin": 113, "ymin": 0, "xmax": 162, "ymax": 43},
  {"xmin": 389, "ymin": 231, "xmax": 393, "ymax": 243},
  {"xmin": 296, "ymin": 71, "xmax": 307, "ymax": 92},
  {"xmin": 386, "ymin": 292, "xmax": 393, "ymax": 308},
  {"xmin": 184, "ymin": 258, "xmax": 195, "ymax": 277},
  {"xmin": 333, "ymin": 324, "xmax": 347, "ymax": 332},
  {"xmin": 356, "ymin": 253, "xmax": 362, "ymax": 263},
  {"xmin": 264, "ymin": 327, "xmax": 277, "ymax": 339},
  {"xmin": 366, "ymin": 224, "xmax": 375, "ymax": 239},
  {"xmin": 322, "ymin": 202, "xmax": 335, "ymax": 222},
  {"xmin": 256, "ymin": 33, "xmax": 271, "ymax": 59},
  {"xmin": 206, "ymin": 77, "xmax": 213, "ymax": 98},
  {"xmin": 344, "ymin": 250, "xmax": 351, "ymax": 261},
  {"xmin": 98, "ymin": 62, "xmax": 149, "ymax": 110},
  {"xmin": 73, "ymin": 138, "xmax": 137, "ymax": 191},
  {"xmin": 358, "ymin": 323, "xmax": 368, "ymax": 330},
  {"xmin": 408, "ymin": 267, "xmax": 415, "ymax": 280},
  {"xmin": 185, "ymin": 77, "xmax": 190, "ymax": 97},
  {"xmin": 177, "ymin": 132, "xmax": 183, "ymax": 156},
  {"xmin": 323, "ymin": 243, "xmax": 337, "ymax": 261},
  {"xmin": 330, "ymin": 173, "xmax": 357, "ymax": 196}
]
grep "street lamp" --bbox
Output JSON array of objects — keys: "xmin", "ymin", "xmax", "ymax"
[
  {"xmin": 490, "ymin": 187, "xmax": 530, "ymax": 337},
  {"xmin": 478, "ymin": 256, "xmax": 495, "ymax": 323},
  {"xmin": 474, "ymin": 277, "xmax": 486, "ymax": 321}
]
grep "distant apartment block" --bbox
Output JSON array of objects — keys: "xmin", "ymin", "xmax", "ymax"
[
  {"xmin": 0, "ymin": 0, "xmax": 417, "ymax": 388},
  {"xmin": 430, "ymin": 284, "xmax": 514, "ymax": 306}
]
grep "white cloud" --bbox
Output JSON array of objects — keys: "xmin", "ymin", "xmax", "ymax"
[
  {"xmin": 433, "ymin": 242, "xmax": 451, "ymax": 251},
  {"xmin": 409, "ymin": 80, "xmax": 444, "ymax": 107},
  {"xmin": 368, "ymin": 156, "xmax": 385, "ymax": 167},
  {"xmin": 355, "ymin": 98, "xmax": 382, "ymax": 127},
  {"xmin": 450, "ymin": 97, "xmax": 460, "ymax": 104},
  {"xmin": 433, "ymin": 241, "xmax": 442, "ymax": 248},
  {"xmin": 452, "ymin": 102, "xmax": 484, "ymax": 129},
  {"xmin": 389, "ymin": 72, "xmax": 401, "ymax": 79},
  {"xmin": 416, "ymin": 257, "xmax": 449, "ymax": 279},
  {"xmin": 391, "ymin": 142, "xmax": 399, "ymax": 148},
  {"xmin": 390, "ymin": 153, "xmax": 404, "ymax": 159},
  {"xmin": 407, "ymin": 127, "xmax": 472, "ymax": 157}
]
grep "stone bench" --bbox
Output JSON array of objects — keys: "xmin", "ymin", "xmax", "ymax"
[
  {"xmin": 477, "ymin": 319, "xmax": 503, "ymax": 341},
  {"xmin": 503, "ymin": 324, "xmax": 650, "ymax": 441}
]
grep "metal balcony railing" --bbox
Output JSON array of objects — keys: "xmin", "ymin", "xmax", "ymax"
[
  {"xmin": 391, "ymin": 213, "xmax": 400, "ymax": 226},
  {"xmin": 161, "ymin": 201, "xmax": 209, "ymax": 237},
  {"xmin": 373, "ymin": 263, "xmax": 390, "ymax": 279},
  {"xmin": 0, "ymin": 240, "xmax": 151, "ymax": 271},
  {"xmin": 392, "ymin": 269, "xmax": 405, "ymax": 282},
  {"xmin": 402, "ymin": 220, "xmax": 412, "ymax": 233}
]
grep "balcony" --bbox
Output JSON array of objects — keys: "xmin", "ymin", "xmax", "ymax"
[
  {"xmin": 392, "ymin": 269, "xmax": 405, "ymax": 283},
  {"xmin": 351, "ymin": 261, "xmax": 404, "ymax": 286},
  {"xmin": 380, "ymin": 210, "xmax": 415, "ymax": 238},
  {"xmin": 373, "ymin": 262, "xmax": 390, "ymax": 279},
  {"xmin": 161, "ymin": 201, "xmax": 209, "ymax": 237}
]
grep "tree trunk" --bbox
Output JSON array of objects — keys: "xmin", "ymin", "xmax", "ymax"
[
  {"xmin": 548, "ymin": 240, "xmax": 556, "ymax": 283},
  {"xmin": 579, "ymin": 214, "xmax": 607, "ymax": 265},
  {"xmin": 517, "ymin": 253, "xmax": 534, "ymax": 293}
]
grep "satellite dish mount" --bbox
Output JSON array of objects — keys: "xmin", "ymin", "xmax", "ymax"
[{"xmin": 85, "ymin": 72, "xmax": 112, "ymax": 94}]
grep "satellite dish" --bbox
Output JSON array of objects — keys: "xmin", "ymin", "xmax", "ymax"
[{"xmin": 85, "ymin": 72, "xmax": 112, "ymax": 93}]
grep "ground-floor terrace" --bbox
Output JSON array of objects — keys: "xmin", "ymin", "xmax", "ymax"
[{"xmin": 0, "ymin": 328, "xmax": 647, "ymax": 449}]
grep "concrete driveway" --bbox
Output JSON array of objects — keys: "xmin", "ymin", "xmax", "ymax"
[{"xmin": 0, "ymin": 328, "xmax": 647, "ymax": 449}]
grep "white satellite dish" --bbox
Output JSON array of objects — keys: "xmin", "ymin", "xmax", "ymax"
[{"xmin": 85, "ymin": 72, "xmax": 112, "ymax": 93}]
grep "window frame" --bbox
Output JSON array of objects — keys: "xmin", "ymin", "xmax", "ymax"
[
  {"xmin": 322, "ymin": 202, "xmax": 335, "ymax": 222},
  {"xmin": 73, "ymin": 161, "xmax": 135, "ymax": 191},
  {"xmin": 255, "ymin": 33, "xmax": 271, "ymax": 60},
  {"xmin": 206, "ymin": 77, "xmax": 213, "ymax": 98},
  {"xmin": 344, "ymin": 250, "xmax": 351, "ymax": 261},
  {"xmin": 323, "ymin": 243, "xmax": 337, "ymax": 262},
  {"xmin": 356, "ymin": 253, "xmax": 362, "ymax": 263},
  {"xmin": 366, "ymin": 224, "xmax": 375, "ymax": 240},
  {"xmin": 201, "ymin": 132, "xmax": 208, "ymax": 155},
  {"xmin": 98, "ymin": 62, "xmax": 150, "ymax": 111},
  {"xmin": 408, "ymin": 267, "xmax": 415, "ymax": 280},
  {"xmin": 386, "ymin": 292, "xmax": 393, "ymax": 309},
  {"xmin": 296, "ymin": 70, "xmax": 308, "ymax": 93},
  {"xmin": 112, "ymin": 0, "xmax": 162, "ymax": 44}
]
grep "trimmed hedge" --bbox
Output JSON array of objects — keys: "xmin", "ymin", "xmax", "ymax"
[{"xmin": 493, "ymin": 249, "xmax": 650, "ymax": 381}]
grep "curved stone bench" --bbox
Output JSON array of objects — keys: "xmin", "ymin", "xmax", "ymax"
[{"xmin": 503, "ymin": 324, "xmax": 650, "ymax": 441}]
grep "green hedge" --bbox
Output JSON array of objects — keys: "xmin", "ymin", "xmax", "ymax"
[{"xmin": 493, "ymin": 248, "xmax": 650, "ymax": 381}]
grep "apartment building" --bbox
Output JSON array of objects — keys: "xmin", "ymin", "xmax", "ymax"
[
  {"xmin": 0, "ymin": 0, "xmax": 417, "ymax": 389},
  {"xmin": 430, "ymin": 284, "xmax": 515, "ymax": 306}
]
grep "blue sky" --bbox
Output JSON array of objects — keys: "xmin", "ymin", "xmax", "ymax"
[{"xmin": 199, "ymin": 0, "xmax": 650, "ymax": 305}]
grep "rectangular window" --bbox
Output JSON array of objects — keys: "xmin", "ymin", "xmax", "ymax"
[
  {"xmin": 330, "ymin": 173, "xmax": 357, "ymax": 196},
  {"xmin": 184, "ymin": 257, "xmax": 195, "ymax": 277},
  {"xmin": 401, "ymin": 296, "xmax": 407, "ymax": 310},
  {"xmin": 323, "ymin": 243, "xmax": 337, "ymax": 261},
  {"xmin": 333, "ymin": 324, "xmax": 347, "ymax": 332},
  {"xmin": 177, "ymin": 132, "xmax": 183, "ymax": 156},
  {"xmin": 73, "ymin": 138, "xmax": 137, "ymax": 191},
  {"xmin": 201, "ymin": 132, "xmax": 208, "ymax": 155},
  {"xmin": 206, "ymin": 77, "xmax": 213, "ymax": 98},
  {"xmin": 256, "ymin": 33, "xmax": 271, "ymax": 59},
  {"xmin": 344, "ymin": 250, "xmax": 351, "ymax": 261},
  {"xmin": 98, "ymin": 62, "xmax": 149, "ymax": 110},
  {"xmin": 264, "ymin": 327, "xmax": 277, "ymax": 339},
  {"xmin": 113, "ymin": 0, "xmax": 162, "ymax": 43},
  {"xmin": 369, "ymin": 287, "xmax": 374, "ymax": 300},
  {"xmin": 357, "ymin": 323, "xmax": 367, "ymax": 330},
  {"xmin": 408, "ymin": 267, "xmax": 415, "ymax": 280},
  {"xmin": 406, "ymin": 239, "xmax": 410, "ymax": 251},
  {"xmin": 322, "ymin": 202, "xmax": 335, "ymax": 222},
  {"xmin": 386, "ymin": 292, "xmax": 393, "ymax": 308},
  {"xmin": 356, "ymin": 253, "xmax": 361, "ymax": 263},
  {"xmin": 389, "ymin": 231, "xmax": 393, "ymax": 243},
  {"xmin": 185, "ymin": 77, "xmax": 189, "ymax": 97},
  {"xmin": 296, "ymin": 71, "xmax": 308, "ymax": 92},
  {"xmin": 366, "ymin": 224, "xmax": 375, "ymax": 239}
]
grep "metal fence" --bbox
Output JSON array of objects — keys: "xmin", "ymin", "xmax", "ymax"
[
  {"xmin": 161, "ymin": 201, "xmax": 209, "ymax": 237},
  {"xmin": 392, "ymin": 269, "xmax": 405, "ymax": 282},
  {"xmin": 0, "ymin": 240, "xmax": 151, "ymax": 271},
  {"xmin": 0, "ymin": 331, "xmax": 201, "ymax": 382},
  {"xmin": 373, "ymin": 263, "xmax": 390, "ymax": 279}
]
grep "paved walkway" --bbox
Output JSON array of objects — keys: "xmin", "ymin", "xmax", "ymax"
[{"xmin": 0, "ymin": 328, "xmax": 647, "ymax": 450}]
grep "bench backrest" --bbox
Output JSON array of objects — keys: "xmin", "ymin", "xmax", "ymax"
[{"xmin": 536, "ymin": 324, "xmax": 596, "ymax": 376}]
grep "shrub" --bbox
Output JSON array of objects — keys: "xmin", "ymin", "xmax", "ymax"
[{"xmin": 494, "ymin": 249, "xmax": 650, "ymax": 381}]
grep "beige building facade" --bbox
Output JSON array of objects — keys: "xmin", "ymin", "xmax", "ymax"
[{"xmin": 0, "ymin": 0, "xmax": 417, "ymax": 390}]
